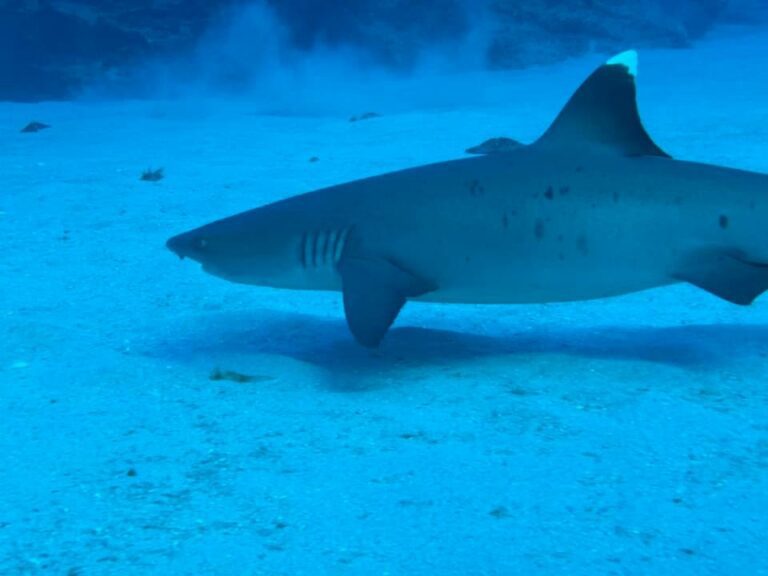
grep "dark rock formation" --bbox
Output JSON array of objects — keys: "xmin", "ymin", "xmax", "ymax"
[
  {"xmin": 265, "ymin": 0, "xmax": 469, "ymax": 68},
  {"xmin": 723, "ymin": 0, "xmax": 768, "ymax": 22},
  {"xmin": 0, "ymin": 0, "xmax": 764, "ymax": 101},
  {"xmin": 486, "ymin": 0, "xmax": 729, "ymax": 68},
  {"xmin": 0, "ymin": 0, "xmax": 237, "ymax": 101}
]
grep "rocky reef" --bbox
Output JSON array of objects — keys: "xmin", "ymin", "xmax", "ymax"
[
  {"xmin": 487, "ymin": 0, "xmax": 727, "ymax": 68},
  {"xmin": 0, "ymin": 0, "xmax": 763, "ymax": 101},
  {"xmin": 0, "ymin": 0, "xmax": 238, "ymax": 100}
]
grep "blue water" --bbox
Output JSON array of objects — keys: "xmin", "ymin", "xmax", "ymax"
[{"xmin": 2, "ymin": 3, "xmax": 768, "ymax": 575}]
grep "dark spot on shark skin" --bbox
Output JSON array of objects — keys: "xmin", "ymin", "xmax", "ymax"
[
  {"xmin": 502, "ymin": 213, "xmax": 509, "ymax": 229},
  {"xmin": 466, "ymin": 179, "xmax": 484, "ymax": 197},
  {"xmin": 673, "ymin": 196, "xmax": 683, "ymax": 205},
  {"xmin": 719, "ymin": 214, "xmax": 729, "ymax": 229},
  {"xmin": 749, "ymin": 201, "xmax": 756, "ymax": 211},
  {"xmin": 544, "ymin": 186, "xmax": 554, "ymax": 200},
  {"xmin": 534, "ymin": 219, "xmax": 545, "ymax": 240},
  {"xmin": 612, "ymin": 191, "xmax": 620, "ymax": 203},
  {"xmin": 575, "ymin": 165, "xmax": 584, "ymax": 173},
  {"xmin": 577, "ymin": 234, "xmax": 589, "ymax": 255},
  {"xmin": 559, "ymin": 186, "xmax": 570, "ymax": 195},
  {"xmin": 557, "ymin": 234, "xmax": 564, "ymax": 243},
  {"xmin": 558, "ymin": 252, "xmax": 565, "ymax": 261},
  {"xmin": 465, "ymin": 255, "xmax": 471, "ymax": 264}
]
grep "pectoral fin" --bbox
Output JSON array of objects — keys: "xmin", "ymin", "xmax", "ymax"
[
  {"xmin": 338, "ymin": 257, "xmax": 435, "ymax": 347},
  {"xmin": 673, "ymin": 249, "xmax": 768, "ymax": 305}
]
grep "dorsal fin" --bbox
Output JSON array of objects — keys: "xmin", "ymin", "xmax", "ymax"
[{"xmin": 535, "ymin": 51, "xmax": 670, "ymax": 158}]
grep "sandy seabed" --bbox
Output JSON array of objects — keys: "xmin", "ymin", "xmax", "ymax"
[{"xmin": 1, "ymin": 29, "xmax": 768, "ymax": 576}]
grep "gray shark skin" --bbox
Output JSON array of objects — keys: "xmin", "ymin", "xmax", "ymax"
[{"xmin": 167, "ymin": 51, "xmax": 768, "ymax": 348}]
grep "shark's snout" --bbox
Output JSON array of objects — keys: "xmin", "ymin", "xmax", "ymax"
[
  {"xmin": 165, "ymin": 234, "xmax": 184, "ymax": 258},
  {"xmin": 166, "ymin": 230, "xmax": 208, "ymax": 261}
]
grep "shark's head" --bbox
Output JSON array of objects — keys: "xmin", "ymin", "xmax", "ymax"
[{"xmin": 166, "ymin": 211, "xmax": 295, "ymax": 286}]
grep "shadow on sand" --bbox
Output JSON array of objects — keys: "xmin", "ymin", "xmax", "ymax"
[{"xmin": 156, "ymin": 309, "xmax": 768, "ymax": 376}]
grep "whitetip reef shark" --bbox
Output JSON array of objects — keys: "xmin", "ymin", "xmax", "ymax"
[{"xmin": 167, "ymin": 51, "xmax": 768, "ymax": 348}]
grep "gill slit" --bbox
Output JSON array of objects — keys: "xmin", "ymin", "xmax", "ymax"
[{"xmin": 300, "ymin": 226, "xmax": 351, "ymax": 270}]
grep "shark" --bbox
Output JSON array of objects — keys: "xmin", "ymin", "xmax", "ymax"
[{"xmin": 167, "ymin": 51, "xmax": 768, "ymax": 348}]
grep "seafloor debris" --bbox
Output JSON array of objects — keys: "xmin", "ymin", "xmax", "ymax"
[
  {"xmin": 140, "ymin": 167, "xmax": 164, "ymax": 182},
  {"xmin": 489, "ymin": 505, "xmax": 510, "ymax": 519},
  {"xmin": 349, "ymin": 112, "xmax": 381, "ymax": 122},
  {"xmin": 465, "ymin": 136, "xmax": 523, "ymax": 155},
  {"xmin": 21, "ymin": 121, "xmax": 50, "ymax": 133},
  {"xmin": 209, "ymin": 367, "xmax": 275, "ymax": 384}
]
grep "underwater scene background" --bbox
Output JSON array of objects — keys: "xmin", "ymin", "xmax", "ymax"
[{"xmin": 2, "ymin": 1, "xmax": 768, "ymax": 574}]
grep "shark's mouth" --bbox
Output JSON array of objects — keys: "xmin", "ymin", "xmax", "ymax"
[{"xmin": 201, "ymin": 262, "xmax": 260, "ymax": 285}]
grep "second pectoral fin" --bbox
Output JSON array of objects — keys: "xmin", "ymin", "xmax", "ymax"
[
  {"xmin": 338, "ymin": 257, "xmax": 436, "ymax": 347},
  {"xmin": 673, "ymin": 248, "xmax": 768, "ymax": 305}
]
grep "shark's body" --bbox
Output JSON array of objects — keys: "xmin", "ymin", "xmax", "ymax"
[{"xmin": 168, "ymin": 52, "xmax": 768, "ymax": 347}]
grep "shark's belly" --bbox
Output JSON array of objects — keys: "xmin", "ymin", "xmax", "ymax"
[{"xmin": 417, "ymin": 258, "xmax": 673, "ymax": 304}]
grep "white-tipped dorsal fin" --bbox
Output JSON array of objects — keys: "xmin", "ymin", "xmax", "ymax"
[
  {"xmin": 607, "ymin": 50, "xmax": 638, "ymax": 76},
  {"xmin": 535, "ymin": 50, "xmax": 669, "ymax": 158}
]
